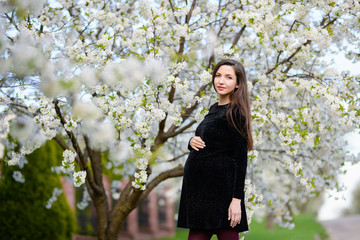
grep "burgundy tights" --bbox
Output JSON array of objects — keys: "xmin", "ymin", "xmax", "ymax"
[{"xmin": 188, "ymin": 229, "xmax": 239, "ymax": 240}]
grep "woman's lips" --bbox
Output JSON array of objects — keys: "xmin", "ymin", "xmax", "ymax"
[{"xmin": 217, "ymin": 86, "xmax": 225, "ymax": 90}]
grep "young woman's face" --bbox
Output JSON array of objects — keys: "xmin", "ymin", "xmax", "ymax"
[{"xmin": 214, "ymin": 65, "xmax": 238, "ymax": 96}]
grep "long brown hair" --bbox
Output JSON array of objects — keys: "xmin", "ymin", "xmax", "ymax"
[{"xmin": 212, "ymin": 59, "xmax": 253, "ymax": 151}]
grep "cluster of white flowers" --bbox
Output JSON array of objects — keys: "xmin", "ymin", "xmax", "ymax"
[
  {"xmin": 132, "ymin": 158, "xmax": 149, "ymax": 190},
  {"xmin": 132, "ymin": 170, "xmax": 148, "ymax": 190},
  {"xmin": 131, "ymin": 144, "xmax": 152, "ymax": 159},
  {"xmin": 62, "ymin": 149, "xmax": 76, "ymax": 172},
  {"xmin": 169, "ymin": 61, "xmax": 188, "ymax": 75},
  {"xmin": 199, "ymin": 70, "xmax": 212, "ymax": 85},
  {"xmin": 194, "ymin": 106, "xmax": 208, "ymax": 123},
  {"xmin": 73, "ymin": 170, "xmax": 87, "ymax": 187},
  {"xmin": 108, "ymin": 141, "xmax": 131, "ymax": 167},
  {"xmin": 33, "ymin": 96, "xmax": 60, "ymax": 139},
  {"xmin": 244, "ymin": 179, "xmax": 264, "ymax": 225},
  {"xmin": 12, "ymin": 171, "xmax": 25, "ymax": 183},
  {"xmin": 132, "ymin": 28, "xmax": 147, "ymax": 46},
  {"xmin": 96, "ymin": 34, "xmax": 113, "ymax": 54},
  {"xmin": 7, "ymin": 151, "xmax": 23, "ymax": 166},
  {"xmin": 282, "ymin": 156, "xmax": 302, "ymax": 176},
  {"xmin": 248, "ymin": 150, "xmax": 259, "ymax": 162},
  {"xmin": 173, "ymin": 5, "xmax": 190, "ymax": 17},
  {"xmin": 134, "ymin": 122, "xmax": 150, "ymax": 138},
  {"xmin": 72, "ymin": 100, "xmax": 101, "ymax": 121},
  {"xmin": 45, "ymin": 187, "xmax": 63, "ymax": 209},
  {"xmin": 150, "ymin": 108, "xmax": 166, "ymax": 122},
  {"xmin": 101, "ymin": 58, "xmax": 145, "ymax": 91},
  {"xmin": 115, "ymin": 116, "xmax": 132, "ymax": 130},
  {"xmin": 269, "ymin": 81, "xmax": 285, "ymax": 99},
  {"xmin": 64, "ymin": 118, "xmax": 78, "ymax": 132},
  {"xmin": 10, "ymin": 115, "xmax": 36, "ymax": 141},
  {"xmin": 135, "ymin": 158, "xmax": 148, "ymax": 170},
  {"xmin": 158, "ymin": 98, "xmax": 183, "ymax": 126},
  {"xmin": 173, "ymin": 24, "xmax": 189, "ymax": 38},
  {"xmin": 173, "ymin": 77, "xmax": 190, "ymax": 95},
  {"xmin": 144, "ymin": 57, "xmax": 168, "ymax": 85},
  {"xmin": 0, "ymin": 117, "xmax": 10, "ymax": 136},
  {"xmin": 281, "ymin": 156, "xmax": 313, "ymax": 191},
  {"xmin": 20, "ymin": 140, "xmax": 43, "ymax": 156},
  {"xmin": 77, "ymin": 186, "xmax": 91, "ymax": 210},
  {"xmin": 95, "ymin": 84, "xmax": 110, "ymax": 95},
  {"xmin": 0, "ymin": 94, "xmax": 10, "ymax": 105}
]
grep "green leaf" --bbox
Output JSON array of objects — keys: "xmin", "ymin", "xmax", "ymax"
[
  {"xmin": 326, "ymin": 26, "xmax": 333, "ymax": 36},
  {"xmin": 314, "ymin": 136, "xmax": 320, "ymax": 147},
  {"xmin": 297, "ymin": 168, "xmax": 303, "ymax": 177}
]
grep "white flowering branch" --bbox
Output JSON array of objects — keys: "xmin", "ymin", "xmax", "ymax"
[{"xmin": 53, "ymin": 99, "xmax": 99, "ymax": 196}]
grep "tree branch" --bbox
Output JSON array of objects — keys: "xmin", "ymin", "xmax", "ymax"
[
  {"xmin": 232, "ymin": 25, "xmax": 246, "ymax": 47},
  {"xmin": 157, "ymin": 152, "xmax": 188, "ymax": 163},
  {"xmin": 53, "ymin": 99, "xmax": 100, "ymax": 194},
  {"xmin": 83, "ymin": 135, "xmax": 104, "ymax": 191},
  {"xmin": 185, "ymin": 0, "xmax": 197, "ymax": 24},
  {"xmin": 139, "ymin": 164, "xmax": 184, "ymax": 202},
  {"xmin": 54, "ymin": 135, "xmax": 69, "ymax": 150},
  {"xmin": 266, "ymin": 14, "xmax": 338, "ymax": 77},
  {"xmin": 168, "ymin": 0, "xmax": 179, "ymax": 24},
  {"xmin": 165, "ymin": 119, "xmax": 197, "ymax": 139},
  {"xmin": 266, "ymin": 40, "xmax": 311, "ymax": 76}
]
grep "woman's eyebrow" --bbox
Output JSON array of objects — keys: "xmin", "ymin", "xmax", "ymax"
[{"xmin": 217, "ymin": 72, "xmax": 234, "ymax": 76}]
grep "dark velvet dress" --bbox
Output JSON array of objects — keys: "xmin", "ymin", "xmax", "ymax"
[{"xmin": 177, "ymin": 102, "xmax": 249, "ymax": 232}]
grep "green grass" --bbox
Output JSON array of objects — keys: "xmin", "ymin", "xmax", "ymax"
[
  {"xmin": 155, "ymin": 214, "xmax": 329, "ymax": 240},
  {"xmin": 243, "ymin": 214, "xmax": 328, "ymax": 240}
]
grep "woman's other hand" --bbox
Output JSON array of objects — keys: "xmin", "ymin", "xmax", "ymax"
[
  {"xmin": 228, "ymin": 198, "xmax": 241, "ymax": 228},
  {"xmin": 190, "ymin": 136, "xmax": 205, "ymax": 151}
]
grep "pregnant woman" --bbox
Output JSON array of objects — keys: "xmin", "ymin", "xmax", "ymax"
[{"xmin": 177, "ymin": 59, "xmax": 253, "ymax": 240}]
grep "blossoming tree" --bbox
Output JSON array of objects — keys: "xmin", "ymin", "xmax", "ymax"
[{"xmin": 1, "ymin": 0, "xmax": 359, "ymax": 239}]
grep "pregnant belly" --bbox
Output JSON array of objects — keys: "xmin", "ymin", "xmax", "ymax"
[
  {"xmin": 183, "ymin": 150, "xmax": 236, "ymax": 200},
  {"xmin": 184, "ymin": 150, "xmax": 235, "ymax": 182}
]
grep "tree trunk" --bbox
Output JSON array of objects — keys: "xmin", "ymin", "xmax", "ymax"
[
  {"xmin": 266, "ymin": 213, "xmax": 275, "ymax": 230},
  {"xmin": 93, "ymin": 193, "xmax": 110, "ymax": 240}
]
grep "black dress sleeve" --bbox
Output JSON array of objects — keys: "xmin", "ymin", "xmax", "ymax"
[
  {"xmin": 188, "ymin": 137, "xmax": 193, "ymax": 151},
  {"xmin": 229, "ymin": 112, "xmax": 248, "ymax": 199}
]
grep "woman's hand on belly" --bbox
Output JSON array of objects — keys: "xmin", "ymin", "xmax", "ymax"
[
  {"xmin": 228, "ymin": 198, "xmax": 242, "ymax": 228},
  {"xmin": 190, "ymin": 136, "xmax": 205, "ymax": 151}
]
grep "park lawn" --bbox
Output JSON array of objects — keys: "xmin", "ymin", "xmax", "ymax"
[
  {"xmin": 155, "ymin": 214, "xmax": 329, "ymax": 240},
  {"xmin": 243, "ymin": 214, "xmax": 328, "ymax": 240}
]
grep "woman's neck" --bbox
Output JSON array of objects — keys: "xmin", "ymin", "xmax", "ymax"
[{"xmin": 218, "ymin": 95, "xmax": 230, "ymax": 105}]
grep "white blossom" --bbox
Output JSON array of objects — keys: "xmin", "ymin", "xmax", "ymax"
[
  {"xmin": 62, "ymin": 149, "xmax": 76, "ymax": 172},
  {"xmin": 0, "ymin": 95, "xmax": 10, "ymax": 105},
  {"xmin": 73, "ymin": 101, "xmax": 102, "ymax": 121},
  {"xmin": 12, "ymin": 171, "xmax": 25, "ymax": 183},
  {"xmin": 77, "ymin": 187, "xmax": 91, "ymax": 210},
  {"xmin": 199, "ymin": 70, "xmax": 212, "ymax": 85},
  {"xmin": 73, "ymin": 171, "xmax": 87, "ymax": 187},
  {"xmin": 45, "ymin": 187, "xmax": 63, "ymax": 209}
]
